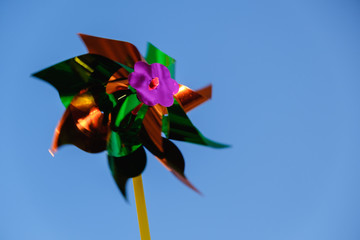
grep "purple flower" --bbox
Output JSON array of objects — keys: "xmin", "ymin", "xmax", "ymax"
[{"xmin": 128, "ymin": 61, "xmax": 179, "ymax": 107}]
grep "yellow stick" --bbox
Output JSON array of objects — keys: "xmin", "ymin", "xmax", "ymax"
[{"xmin": 133, "ymin": 175, "xmax": 151, "ymax": 240}]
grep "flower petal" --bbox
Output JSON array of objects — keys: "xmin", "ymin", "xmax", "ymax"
[
  {"xmin": 129, "ymin": 61, "xmax": 179, "ymax": 107},
  {"xmin": 150, "ymin": 63, "xmax": 170, "ymax": 80},
  {"xmin": 129, "ymin": 72, "xmax": 149, "ymax": 90},
  {"xmin": 134, "ymin": 61, "xmax": 152, "ymax": 78},
  {"xmin": 157, "ymin": 78, "xmax": 179, "ymax": 107},
  {"xmin": 136, "ymin": 88, "xmax": 158, "ymax": 106}
]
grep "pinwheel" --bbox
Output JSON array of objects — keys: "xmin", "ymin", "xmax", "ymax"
[{"xmin": 33, "ymin": 34, "xmax": 228, "ymax": 239}]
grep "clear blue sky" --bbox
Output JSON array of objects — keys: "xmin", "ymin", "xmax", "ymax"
[{"xmin": 1, "ymin": 0, "xmax": 360, "ymax": 239}]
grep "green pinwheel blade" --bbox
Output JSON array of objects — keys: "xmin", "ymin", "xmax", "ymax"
[
  {"xmin": 107, "ymin": 97, "xmax": 148, "ymax": 157},
  {"xmin": 145, "ymin": 43, "xmax": 176, "ymax": 79},
  {"xmin": 107, "ymin": 131, "xmax": 142, "ymax": 158},
  {"xmin": 108, "ymin": 146, "xmax": 147, "ymax": 199},
  {"xmin": 107, "ymin": 102, "xmax": 148, "ymax": 199},
  {"xmin": 32, "ymin": 54, "xmax": 123, "ymax": 108},
  {"xmin": 113, "ymin": 94, "xmax": 142, "ymax": 128},
  {"xmin": 164, "ymin": 99, "xmax": 229, "ymax": 148}
]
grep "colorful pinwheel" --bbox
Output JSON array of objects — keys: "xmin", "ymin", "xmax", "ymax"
[{"xmin": 33, "ymin": 34, "xmax": 228, "ymax": 239}]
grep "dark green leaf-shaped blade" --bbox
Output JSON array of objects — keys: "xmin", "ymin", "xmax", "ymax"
[
  {"xmin": 161, "ymin": 138, "xmax": 185, "ymax": 174},
  {"xmin": 145, "ymin": 43, "xmax": 176, "ymax": 79},
  {"xmin": 164, "ymin": 99, "xmax": 229, "ymax": 148},
  {"xmin": 32, "ymin": 54, "xmax": 123, "ymax": 107},
  {"xmin": 162, "ymin": 138, "xmax": 200, "ymax": 193},
  {"xmin": 140, "ymin": 125, "xmax": 200, "ymax": 193},
  {"xmin": 108, "ymin": 146, "xmax": 147, "ymax": 199}
]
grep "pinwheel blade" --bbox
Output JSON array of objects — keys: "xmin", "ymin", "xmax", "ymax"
[
  {"xmin": 175, "ymin": 84, "xmax": 212, "ymax": 113},
  {"xmin": 140, "ymin": 124, "xmax": 199, "ymax": 193},
  {"xmin": 161, "ymin": 138, "xmax": 200, "ymax": 193},
  {"xmin": 164, "ymin": 99, "xmax": 229, "ymax": 148},
  {"xmin": 107, "ymin": 93, "xmax": 147, "ymax": 157},
  {"xmin": 145, "ymin": 43, "xmax": 176, "ymax": 79},
  {"xmin": 33, "ymin": 54, "xmax": 122, "ymax": 107},
  {"xmin": 108, "ymin": 146, "xmax": 147, "ymax": 199},
  {"xmin": 79, "ymin": 33, "xmax": 143, "ymax": 69},
  {"xmin": 50, "ymin": 91, "xmax": 109, "ymax": 154}
]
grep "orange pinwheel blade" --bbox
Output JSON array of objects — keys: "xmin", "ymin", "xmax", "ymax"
[
  {"xmin": 79, "ymin": 33, "xmax": 144, "ymax": 68},
  {"xmin": 175, "ymin": 84, "xmax": 212, "ymax": 113},
  {"xmin": 50, "ymin": 91, "xmax": 109, "ymax": 154}
]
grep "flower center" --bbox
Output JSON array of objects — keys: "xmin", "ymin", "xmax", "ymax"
[{"xmin": 149, "ymin": 77, "xmax": 159, "ymax": 90}]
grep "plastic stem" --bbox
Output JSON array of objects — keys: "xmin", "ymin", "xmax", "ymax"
[{"xmin": 133, "ymin": 175, "xmax": 151, "ymax": 240}]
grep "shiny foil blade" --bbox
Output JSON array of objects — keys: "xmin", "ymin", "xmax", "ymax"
[
  {"xmin": 139, "ymin": 125, "xmax": 199, "ymax": 193},
  {"xmin": 106, "ymin": 68, "xmax": 130, "ymax": 94},
  {"xmin": 140, "ymin": 105, "xmax": 199, "ymax": 192},
  {"xmin": 145, "ymin": 43, "xmax": 176, "ymax": 79},
  {"xmin": 50, "ymin": 91, "xmax": 109, "ymax": 154},
  {"xmin": 107, "ymin": 97, "xmax": 147, "ymax": 158},
  {"xmin": 175, "ymin": 84, "xmax": 212, "ymax": 113},
  {"xmin": 79, "ymin": 33, "xmax": 144, "ymax": 68},
  {"xmin": 142, "ymin": 105, "xmax": 166, "ymax": 151},
  {"xmin": 165, "ymin": 99, "xmax": 229, "ymax": 148},
  {"xmin": 32, "ymin": 54, "xmax": 123, "ymax": 108},
  {"xmin": 108, "ymin": 146, "xmax": 147, "ymax": 199}
]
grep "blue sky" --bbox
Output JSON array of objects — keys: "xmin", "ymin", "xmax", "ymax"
[{"xmin": 1, "ymin": 0, "xmax": 360, "ymax": 239}]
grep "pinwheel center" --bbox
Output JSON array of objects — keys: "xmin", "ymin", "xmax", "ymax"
[{"xmin": 149, "ymin": 77, "xmax": 159, "ymax": 90}]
